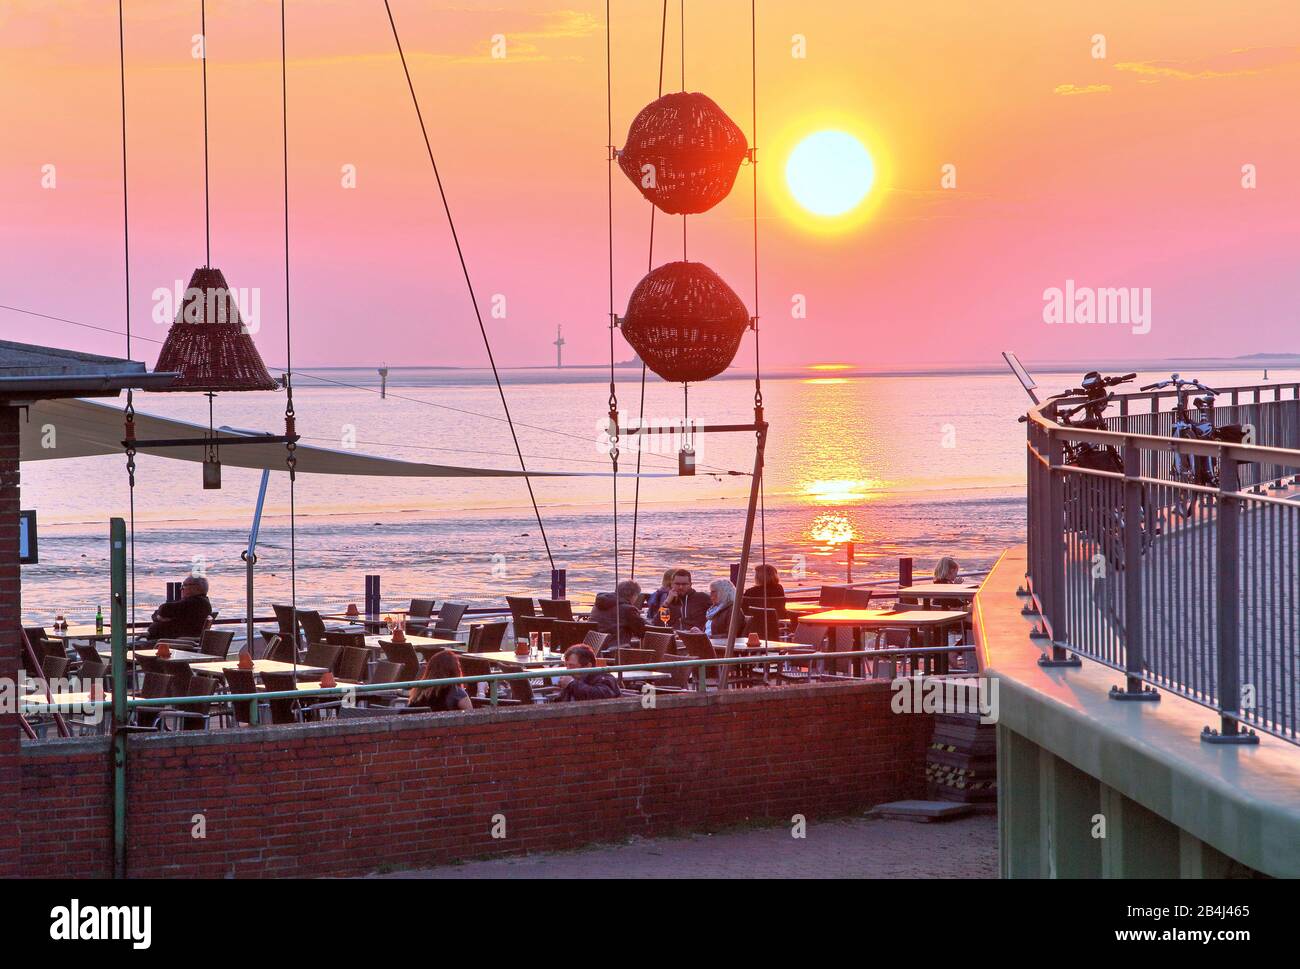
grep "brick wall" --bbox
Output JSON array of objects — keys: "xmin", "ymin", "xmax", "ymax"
[
  {"xmin": 0, "ymin": 406, "xmax": 21, "ymax": 878},
  {"xmin": 20, "ymin": 681, "xmax": 931, "ymax": 878}
]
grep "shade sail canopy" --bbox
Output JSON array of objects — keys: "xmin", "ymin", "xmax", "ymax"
[{"xmin": 20, "ymin": 398, "xmax": 610, "ymax": 478}]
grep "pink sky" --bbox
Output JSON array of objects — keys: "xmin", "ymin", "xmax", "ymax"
[{"xmin": 1, "ymin": 1, "xmax": 1297, "ymax": 370}]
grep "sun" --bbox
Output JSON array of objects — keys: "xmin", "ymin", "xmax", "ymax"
[{"xmin": 784, "ymin": 130, "xmax": 876, "ymax": 218}]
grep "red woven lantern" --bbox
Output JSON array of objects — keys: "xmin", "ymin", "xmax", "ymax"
[
  {"xmin": 620, "ymin": 261, "xmax": 750, "ymax": 384},
  {"xmin": 154, "ymin": 267, "xmax": 278, "ymax": 392},
  {"xmin": 618, "ymin": 92, "xmax": 748, "ymax": 215}
]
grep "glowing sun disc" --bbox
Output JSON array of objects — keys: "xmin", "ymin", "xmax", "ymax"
[{"xmin": 785, "ymin": 130, "xmax": 875, "ymax": 217}]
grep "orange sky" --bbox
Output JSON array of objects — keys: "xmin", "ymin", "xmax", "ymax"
[{"xmin": 1, "ymin": 1, "xmax": 1297, "ymax": 369}]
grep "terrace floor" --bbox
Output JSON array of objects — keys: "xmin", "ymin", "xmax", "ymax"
[{"xmin": 368, "ymin": 813, "xmax": 998, "ymax": 879}]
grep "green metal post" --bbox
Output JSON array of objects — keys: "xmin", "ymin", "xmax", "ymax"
[{"xmin": 110, "ymin": 517, "xmax": 128, "ymax": 879}]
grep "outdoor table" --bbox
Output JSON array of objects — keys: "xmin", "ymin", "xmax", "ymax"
[
  {"xmin": 796, "ymin": 609, "xmax": 968, "ymax": 675},
  {"xmin": 189, "ymin": 659, "xmax": 329, "ymax": 678},
  {"xmin": 20, "ymin": 691, "xmax": 110, "ymax": 713},
  {"xmin": 783, "ymin": 601, "xmax": 828, "ymax": 616},
  {"xmin": 472, "ymin": 651, "xmax": 566, "ymax": 670},
  {"xmin": 896, "ymin": 584, "xmax": 979, "ymax": 609},
  {"xmin": 129, "ymin": 648, "xmax": 219, "ymax": 664},
  {"xmin": 368, "ymin": 634, "xmax": 463, "ymax": 656},
  {"xmin": 48, "ymin": 623, "xmax": 144, "ymax": 644}
]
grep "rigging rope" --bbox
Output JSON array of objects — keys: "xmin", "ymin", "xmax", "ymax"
[
  {"xmin": 118, "ymin": 0, "xmax": 137, "ymax": 655},
  {"xmin": 280, "ymin": 0, "xmax": 299, "ymax": 669},
  {"xmin": 382, "ymin": 0, "xmax": 555, "ymax": 571},
  {"xmin": 606, "ymin": 0, "xmax": 620, "ymax": 598},
  {"xmin": 200, "ymin": 0, "xmax": 211, "ymax": 267},
  {"xmin": 629, "ymin": 0, "xmax": 670, "ymax": 580}
]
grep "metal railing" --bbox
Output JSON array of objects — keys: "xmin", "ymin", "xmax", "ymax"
[{"xmin": 1025, "ymin": 382, "xmax": 1300, "ymax": 745}]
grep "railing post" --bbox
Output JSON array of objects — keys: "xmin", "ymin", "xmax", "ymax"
[
  {"xmin": 1111, "ymin": 445, "xmax": 1158, "ymax": 701},
  {"xmin": 110, "ymin": 517, "xmax": 129, "ymax": 880},
  {"xmin": 1203, "ymin": 455, "xmax": 1257, "ymax": 744},
  {"xmin": 1038, "ymin": 434, "xmax": 1080, "ymax": 667}
]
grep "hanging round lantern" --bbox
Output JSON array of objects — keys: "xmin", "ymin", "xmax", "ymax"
[
  {"xmin": 154, "ymin": 267, "xmax": 279, "ymax": 392},
  {"xmin": 620, "ymin": 261, "xmax": 750, "ymax": 384},
  {"xmin": 618, "ymin": 92, "xmax": 748, "ymax": 215}
]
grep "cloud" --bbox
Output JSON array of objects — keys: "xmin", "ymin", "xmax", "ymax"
[
  {"xmin": 452, "ymin": 9, "xmax": 600, "ymax": 64},
  {"xmin": 1114, "ymin": 45, "xmax": 1300, "ymax": 82},
  {"xmin": 1053, "ymin": 83, "xmax": 1111, "ymax": 96}
]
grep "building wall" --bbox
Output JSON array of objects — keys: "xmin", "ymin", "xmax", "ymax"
[
  {"xmin": 0, "ymin": 406, "xmax": 21, "ymax": 877},
  {"xmin": 18, "ymin": 681, "xmax": 930, "ymax": 878}
]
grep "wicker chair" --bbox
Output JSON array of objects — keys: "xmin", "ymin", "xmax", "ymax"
[
  {"xmin": 264, "ymin": 634, "xmax": 297, "ymax": 664},
  {"xmin": 842, "ymin": 589, "xmax": 873, "ymax": 609},
  {"xmin": 819, "ymin": 586, "xmax": 848, "ymax": 607},
  {"xmin": 431, "ymin": 602, "xmax": 468, "ymax": 639},
  {"xmin": 538, "ymin": 599, "xmax": 574, "ymax": 621},
  {"xmin": 582, "ymin": 630, "xmax": 612, "ymax": 655},
  {"xmin": 157, "ymin": 674, "xmax": 225, "ymax": 731},
  {"xmin": 552, "ymin": 620, "xmax": 596, "ymax": 650},
  {"xmin": 303, "ymin": 642, "xmax": 344, "ymax": 674},
  {"xmin": 405, "ymin": 598, "xmax": 436, "ymax": 635},
  {"xmin": 132, "ymin": 672, "xmax": 175, "ymax": 730},
  {"xmin": 198, "ymin": 628, "xmax": 235, "ymax": 657},
  {"xmin": 335, "ymin": 646, "xmax": 370, "ymax": 683},
  {"xmin": 381, "ymin": 641, "xmax": 420, "ymax": 680},
  {"xmin": 259, "ymin": 671, "xmax": 305, "ymax": 724},
  {"xmin": 221, "ymin": 668, "xmax": 265, "ymax": 726},
  {"xmin": 505, "ymin": 596, "xmax": 536, "ymax": 626},
  {"xmin": 467, "ymin": 621, "xmax": 509, "ymax": 652}
]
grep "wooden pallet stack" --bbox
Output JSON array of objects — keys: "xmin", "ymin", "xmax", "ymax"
[{"xmin": 926, "ymin": 712, "xmax": 997, "ymax": 804}]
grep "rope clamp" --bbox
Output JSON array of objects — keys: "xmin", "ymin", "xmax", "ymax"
[{"xmin": 608, "ymin": 145, "xmax": 620, "ymax": 162}]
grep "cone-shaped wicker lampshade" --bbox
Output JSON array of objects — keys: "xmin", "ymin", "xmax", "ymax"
[
  {"xmin": 620, "ymin": 261, "xmax": 750, "ymax": 384},
  {"xmin": 619, "ymin": 92, "xmax": 748, "ymax": 215},
  {"xmin": 153, "ymin": 267, "xmax": 278, "ymax": 392}
]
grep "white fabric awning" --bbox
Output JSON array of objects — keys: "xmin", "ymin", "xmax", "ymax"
[{"xmin": 19, "ymin": 397, "xmax": 606, "ymax": 478}]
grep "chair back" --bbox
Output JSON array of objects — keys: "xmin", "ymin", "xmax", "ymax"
[
  {"xmin": 841, "ymin": 589, "xmax": 873, "ymax": 609},
  {"xmin": 615, "ymin": 648, "xmax": 656, "ymax": 683},
  {"xmin": 517, "ymin": 615, "xmax": 556, "ymax": 643},
  {"xmin": 432, "ymin": 602, "xmax": 467, "ymax": 636},
  {"xmin": 76, "ymin": 643, "xmax": 101, "ymax": 665},
  {"xmin": 405, "ymin": 598, "xmax": 436, "ymax": 634},
  {"xmin": 42, "ymin": 655, "xmax": 69, "ymax": 679},
  {"xmin": 505, "ymin": 596, "xmax": 536, "ymax": 625},
  {"xmin": 297, "ymin": 610, "xmax": 329, "ymax": 643},
  {"xmin": 790, "ymin": 624, "xmax": 827, "ymax": 648},
  {"xmin": 369, "ymin": 660, "xmax": 403, "ymax": 684},
  {"xmin": 199, "ymin": 628, "xmax": 235, "ymax": 657},
  {"xmin": 678, "ymin": 631, "xmax": 716, "ymax": 661},
  {"xmin": 179, "ymin": 675, "xmax": 220, "ymax": 730},
  {"xmin": 640, "ymin": 630, "xmax": 676, "ymax": 660},
  {"xmin": 743, "ymin": 607, "xmax": 782, "ymax": 641},
  {"xmin": 467, "ymin": 621, "xmax": 509, "ymax": 652},
  {"xmin": 538, "ymin": 599, "xmax": 574, "ymax": 621},
  {"xmin": 582, "ymin": 630, "xmax": 611, "ymax": 654},
  {"xmin": 457, "ymin": 655, "xmax": 494, "ymax": 698},
  {"xmin": 271, "ymin": 604, "xmax": 298, "ymax": 637},
  {"xmin": 509, "ymin": 677, "xmax": 535, "ymax": 705},
  {"xmin": 818, "ymin": 585, "xmax": 848, "ymax": 607},
  {"xmin": 75, "ymin": 659, "xmax": 109, "ymax": 681},
  {"xmin": 222, "ymin": 668, "xmax": 258, "ymax": 725},
  {"xmin": 381, "ymin": 641, "xmax": 420, "ymax": 680},
  {"xmin": 303, "ymin": 641, "xmax": 344, "ymax": 673},
  {"xmin": 259, "ymin": 671, "xmax": 300, "ymax": 724},
  {"xmin": 136, "ymin": 671, "xmax": 174, "ymax": 729},
  {"xmin": 265, "ymin": 634, "xmax": 297, "ymax": 664},
  {"xmin": 24, "ymin": 626, "xmax": 49, "ymax": 645},
  {"xmin": 325, "ymin": 630, "xmax": 366, "ymax": 648},
  {"xmin": 552, "ymin": 620, "xmax": 595, "ymax": 650},
  {"xmin": 336, "ymin": 646, "xmax": 370, "ymax": 683}
]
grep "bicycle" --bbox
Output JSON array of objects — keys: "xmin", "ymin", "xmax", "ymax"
[{"xmin": 1139, "ymin": 374, "xmax": 1247, "ymax": 516}]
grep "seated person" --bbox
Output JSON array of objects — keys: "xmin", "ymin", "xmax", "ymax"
[
  {"xmin": 695, "ymin": 578, "xmax": 737, "ymax": 640},
  {"xmin": 589, "ymin": 579, "xmax": 646, "ymax": 648},
  {"xmin": 663, "ymin": 568, "xmax": 710, "ymax": 631},
  {"xmin": 145, "ymin": 575, "xmax": 212, "ymax": 640},
  {"xmin": 407, "ymin": 649, "xmax": 473, "ymax": 712},
  {"xmin": 931, "ymin": 556, "xmax": 968, "ymax": 609},
  {"xmin": 644, "ymin": 568, "xmax": 676, "ymax": 624},
  {"xmin": 550, "ymin": 645, "xmax": 621, "ymax": 702},
  {"xmin": 742, "ymin": 562, "xmax": 787, "ymax": 619}
]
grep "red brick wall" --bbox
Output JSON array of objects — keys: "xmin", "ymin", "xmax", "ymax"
[
  {"xmin": 0, "ymin": 406, "xmax": 21, "ymax": 878},
  {"xmin": 20, "ymin": 681, "xmax": 930, "ymax": 878}
]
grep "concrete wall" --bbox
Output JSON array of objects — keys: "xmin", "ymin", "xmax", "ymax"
[{"xmin": 16, "ymin": 681, "xmax": 932, "ymax": 878}]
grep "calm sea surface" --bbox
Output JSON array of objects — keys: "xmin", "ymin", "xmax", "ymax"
[{"xmin": 20, "ymin": 366, "xmax": 1292, "ymax": 623}]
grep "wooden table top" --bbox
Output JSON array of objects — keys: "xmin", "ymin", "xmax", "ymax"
[
  {"xmin": 368, "ymin": 635, "xmax": 463, "ymax": 654},
  {"xmin": 783, "ymin": 602, "xmax": 828, "ymax": 615},
  {"xmin": 129, "ymin": 648, "xmax": 219, "ymax": 664},
  {"xmin": 21, "ymin": 691, "xmax": 111, "ymax": 712},
  {"xmin": 797, "ymin": 608, "xmax": 968, "ymax": 628},
  {"xmin": 897, "ymin": 584, "xmax": 979, "ymax": 599},
  {"xmin": 470, "ymin": 651, "xmax": 565, "ymax": 669},
  {"xmin": 189, "ymin": 659, "xmax": 328, "ymax": 677}
]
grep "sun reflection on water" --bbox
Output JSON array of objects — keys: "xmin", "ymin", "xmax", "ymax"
[{"xmin": 800, "ymin": 478, "xmax": 881, "ymax": 503}]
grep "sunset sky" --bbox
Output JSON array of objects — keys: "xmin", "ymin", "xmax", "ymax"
[{"xmin": 1, "ymin": 0, "xmax": 1297, "ymax": 370}]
